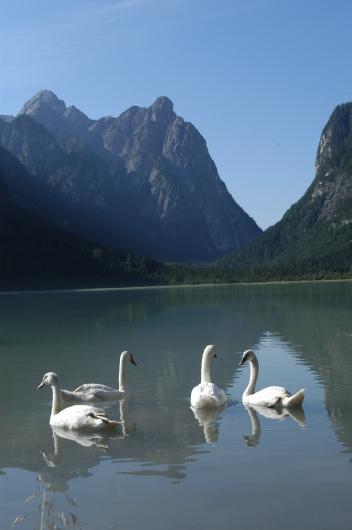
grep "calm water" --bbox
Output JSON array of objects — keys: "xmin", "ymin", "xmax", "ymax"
[{"xmin": 0, "ymin": 282, "xmax": 352, "ymax": 530}]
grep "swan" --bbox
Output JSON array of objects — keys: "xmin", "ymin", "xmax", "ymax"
[
  {"xmin": 38, "ymin": 372, "xmax": 119, "ymax": 432},
  {"xmin": 239, "ymin": 349, "xmax": 305, "ymax": 408},
  {"xmin": 61, "ymin": 351, "xmax": 137, "ymax": 402},
  {"xmin": 190, "ymin": 345, "xmax": 227, "ymax": 408}
]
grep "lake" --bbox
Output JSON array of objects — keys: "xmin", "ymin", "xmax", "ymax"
[{"xmin": 0, "ymin": 281, "xmax": 352, "ymax": 530}]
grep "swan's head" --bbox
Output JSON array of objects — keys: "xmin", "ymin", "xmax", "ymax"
[
  {"xmin": 203, "ymin": 344, "xmax": 217, "ymax": 359},
  {"xmin": 239, "ymin": 349, "xmax": 256, "ymax": 366},
  {"xmin": 37, "ymin": 372, "xmax": 59, "ymax": 389},
  {"xmin": 121, "ymin": 351, "xmax": 138, "ymax": 366},
  {"xmin": 129, "ymin": 353, "xmax": 138, "ymax": 366}
]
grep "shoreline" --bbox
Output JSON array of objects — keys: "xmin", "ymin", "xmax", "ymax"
[{"xmin": 0, "ymin": 277, "xmax": 351, "ymax": 296}]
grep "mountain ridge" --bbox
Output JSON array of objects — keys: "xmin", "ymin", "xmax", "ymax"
[{"xmin": 0, "ymin": 90, "xmax": 262, "ymax": 262}]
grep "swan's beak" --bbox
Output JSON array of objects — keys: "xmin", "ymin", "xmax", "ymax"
[
  {"xmin": 213, "ymin": 353, "xmax": 218, "ymax": 359},
  {"xmin": 37, "ymin": 381, "xmax": 45, "ymax": 389},
  {"xmin": 239, "ymin": 358, "xmax": 244, "ymax": 366},
  {"xmin": 130, "ymin": 354, "xmax": 138, "ymax": 366}
]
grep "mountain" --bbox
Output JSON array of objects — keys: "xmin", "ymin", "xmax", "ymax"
[
  {"xmin": 0, "ymin": 146, "xmax": 169, "ymax": 289},
  {"xmin": 4, "ymin": 90, "xmax": 261, "ymax": 262},
  {"xmin": 220, "ymin": 103, "xmax": 352, "ymax": 274},
  {"xmin": 0, "ymin": 113, "xmax": 121, "ymax": 246}
]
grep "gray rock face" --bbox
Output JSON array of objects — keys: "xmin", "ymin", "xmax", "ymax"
[
  {"xmin": 0, "ymin": 115, "xmax": 117, "ymax": 246},
  {"xmin": 18, "ymin": 90, "xmax": 93, "ymax": 139},
  {"xmin": 0, "ymin": 115, "xmax": 14, "ymax": 123},
  {"xmin": 7, "ymin": 91, "xmax": 262, "ymax": 261},
  {"xmin": 312, "ymin": 103, "xmax": 352, "ymax": 223}
]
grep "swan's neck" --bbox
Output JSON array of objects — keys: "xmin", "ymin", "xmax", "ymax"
[
  {"xmin": 243, "ymin": 358, "xmax": 258, "ymax": 397},
  {"xmin": 119, "ymin": 353, "xmax": 129, "ymax": 391},
  {"xmin": 201, "ymin": 352, "xmax": 212, "ymax": 384},
  {"xmin": 50, "ymin": 383, "xmax": 63, "ymax": 419}
]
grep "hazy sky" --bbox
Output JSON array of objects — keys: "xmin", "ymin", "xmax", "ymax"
[{"xmin": 1, "ymin": 0, "xmax": 352, "ymax": 229}]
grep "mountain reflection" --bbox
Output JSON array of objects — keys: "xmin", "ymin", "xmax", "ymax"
[{"xmin": 248, "ymin": 282, "xmax": 352, "ymax": 457}]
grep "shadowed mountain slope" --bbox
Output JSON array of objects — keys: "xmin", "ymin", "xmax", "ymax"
[{"xmin": 4, "ymin": 90, "xmax": 262, "ymax": 262}]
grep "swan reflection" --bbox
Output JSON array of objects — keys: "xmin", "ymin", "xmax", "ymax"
[
  {"xmin": 244, "ymin": 404, "xmax": 305, "ymax": 447},
  {"xmin": 42, "ymin": 399, "xmax": 134, "ymax": 466},
  {"xmin": 119, "ymin": 399, "xmax": 136, "ymax": 437},
  {"xmin": 190, "ymin": 405, "xmax": 225, "ymax": 443}
]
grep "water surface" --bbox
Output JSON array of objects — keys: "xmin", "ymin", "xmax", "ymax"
[{"xmin": 0, "ymin": 282, "xmax": 351, "ymax": 529}]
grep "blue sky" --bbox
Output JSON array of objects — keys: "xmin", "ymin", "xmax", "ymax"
[{"xmin": 1, "ymin": 0, "xmax": 352, "ymax": 229}]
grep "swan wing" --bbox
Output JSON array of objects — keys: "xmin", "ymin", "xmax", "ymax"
[
  {"xmin": 90, "ymin": 389, "xmax": 125, "ymax": 400},
  {"xmin": 66, "ymin": 385, "xmax": 123, "ymax": 402},
  {"xmin": 73, "ymin": 383, "xmax": 116, "ymax": 393},
  {"xmin": 245, "ymin": 386, "xmax": 289, "ymax": 407}
]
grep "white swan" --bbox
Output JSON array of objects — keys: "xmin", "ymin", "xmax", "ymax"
[
  {"xmin": 190, "ymin": 345, "xmax": 227, "ymax": 408},
  {"xmin": 61, "ymin": 351, "xmax": 137, "ymax": 402},
  {"xmin": 239, "ymin": 349, "xmax": 305, "ymax": 408},
  {"xmin": 38, "ymin": 372, "xmax": 119, "ymax": 432}
]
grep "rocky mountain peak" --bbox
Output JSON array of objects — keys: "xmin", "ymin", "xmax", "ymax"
[
  {"xmin": 309, "ymin": 103, "xmax": 352, "ymax": 223},
  {"xmin": 19, "ymin": 90, "xmax": 66, "ymax": 116},
  {"xmin": 149, "ymin": 96, "xmax": 174, "ymax": 122},
  {"xmin": 62, "ymin": 105, "xmax": 92, "ymax": 133},
  {"xmin": 18, "ymin": 90, "xmax": 67, "ymax": 133},
  {"xmin": 315, "ymin": 103, "xmax": 352, "ymax": 174},
  {"xmin": 19, "ymin": 91, "xmax": 92, "ymax": 137}
]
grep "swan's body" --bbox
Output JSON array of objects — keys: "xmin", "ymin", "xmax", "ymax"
[
  {"xmin": 190, "ymin": 345, "xmax": 227, "ymax": 408},
  {"xmin": 239, "ymin": 349, "xmax": 305, "ymax": 408},
  {"xmin": 38, "ymin": 372, "xmax": 119, "ymax": 432},
  {"xmin": 61, "ymin": 351, "xmax": 137, "ymax": 402}
]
